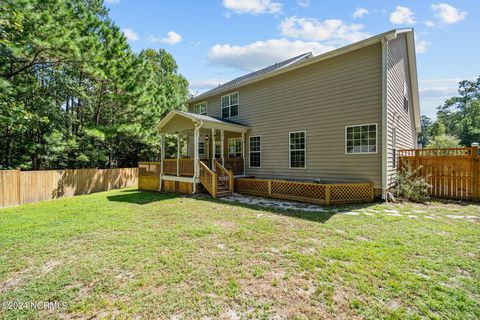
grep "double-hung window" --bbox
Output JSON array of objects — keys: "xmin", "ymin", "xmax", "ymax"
[
  {"xmin": 228, "ymin": 138, "xmax": 242, "ymax": 158},
  {"xmin": 221, "ymin": 92, "xmax": 239, "ymax": 118},
  {"xmin": 194, "ymin": 101, "xmax": 207, "ymax": 115},
  {"xmin": 289, "ymin": 131, "xmax": 306, "ymax": 168},
  {"xmin": 345, "ymin": 124, "xmax": 377, "ymax": 154},
  {"xmin": 249, "ymin": 136, "xmax": 261, "ymax": 167}
]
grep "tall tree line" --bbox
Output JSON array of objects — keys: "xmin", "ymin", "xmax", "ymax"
[
  {"xmin": 420, "ymin": 76, "xmax": 480, "ymax": 149},
  {"xmin": 0, "ymin": 0, "xmax": 188, "ymax": 170}
]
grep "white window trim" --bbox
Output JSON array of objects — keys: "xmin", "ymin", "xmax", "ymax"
[
  {"xmin": 227, "ymin": 137, "xmax": 242, "ymax": 158},
  {"xmin": 344, "ymin": 123, "xmax": 378, "ymax": 155},
  {"xmin": 248, "ymin": 135, "xmax": 261, "ymax": 168},
  {"xmin": 221, "ymin": 92, "xmax": 239, "ymax": 119},
  {"xmin": 194, "ymin": 101, "xmax": 207, "ymax": 115},
  {"xmin": 289, "ymin": 131, "xmax": 306, "ymax": 169}
]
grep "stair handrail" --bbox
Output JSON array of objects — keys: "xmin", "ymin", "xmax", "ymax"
[
  {"xmin": 199, "ymin": 160, "xmax": 217, "ymax": 197},
  {"xmin": 214, "ymin": 159, "xmax": 234, "ymax": 192}
]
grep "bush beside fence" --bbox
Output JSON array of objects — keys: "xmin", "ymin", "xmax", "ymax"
[{"xmin": 0, "ymin": 168, "xmax": 137, "ymax": 208}]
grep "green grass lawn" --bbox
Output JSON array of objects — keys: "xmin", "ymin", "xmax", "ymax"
[{"xmin": 0, "ymin": 188, "xmax": 479, "ymax": 319}]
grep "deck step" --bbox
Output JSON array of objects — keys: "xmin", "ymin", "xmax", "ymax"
[{"xmin": 216, "ymin": 190, "xmax": 232, "ymax": 197}]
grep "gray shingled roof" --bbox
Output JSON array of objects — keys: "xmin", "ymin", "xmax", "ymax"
[
  {"xmin": 192, "ymin": 52, "xmax": 313, "ymax": 100},
  {"xmin": 177, "ymin": 111, "xmax": 247, "ymax": 127}
]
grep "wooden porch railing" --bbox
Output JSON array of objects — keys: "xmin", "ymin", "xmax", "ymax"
[
  {"xmin": 199, "ymin": 160, "xmax": 217, "ymax": 197},
  {"xmin": 223, "ymin": 158, "xmax": 244, "ymax": 175},
  {"xmin": 215, "ymin": 160, "xmax": 234, "ymax": 192},
  {"xmin": 162, "ymin": 158, "xmax": 201, "ymax": 177},
  {"xmin": 163, "ymin": 159, "xmax": 177, "ymax": 175},
  {"xmin": 179, "ymin": 158, "xmax": 194, "ymax": 176}
]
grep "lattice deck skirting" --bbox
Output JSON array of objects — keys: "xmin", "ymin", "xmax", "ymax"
[{"xmin": 235, "ymin": 178, "xmax": 374, "ymax": 205}]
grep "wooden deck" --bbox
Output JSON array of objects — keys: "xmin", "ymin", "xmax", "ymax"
[{"xmin": 138, "ymin": 162, "xmax": 374, "ymax": 204}]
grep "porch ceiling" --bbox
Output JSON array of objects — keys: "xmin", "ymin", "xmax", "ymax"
[{"xmin": 155, "ymin": 111, "xmax": 249, "ymax": 134}]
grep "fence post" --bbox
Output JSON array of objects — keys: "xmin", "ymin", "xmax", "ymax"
[
  {"xmin": 325, "ymin": 185, "xmax": 331, "ymax": 206},
  {"xmin": 268, "ymin": 180, "xmax": 272, "ymax": 196},
  {"xmin": 212, "ymin": 172, "xmax": 217, "ymax": 198},
  {"xmin": 473, "ymin": 146, "xmax": 479, "ymax": 201},
  {"xmin": 16, "ymin": 168, "xmax": 21, "ymax": 205},
  {"xmin": 228, "ymin": 170, "xmax": 234, "ymax": 192}
]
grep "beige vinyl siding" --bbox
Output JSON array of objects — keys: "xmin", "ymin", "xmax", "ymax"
[
  {"xmin": 188, "ymin": 44, "xmax": 383, "ymax": 187},
  {"xmin": 386, "ymin": 34, "xmax": 418, "ymax": 188}
]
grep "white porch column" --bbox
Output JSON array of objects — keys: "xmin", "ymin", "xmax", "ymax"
[
  {"xmin": 211, "ymin": 128, "xmax": 216, "ymax": 170},
  {"xmin": 241, "ymin": 132, "xmax": 246, "ymax": 175},
  {"xmin": 159, "ymin": 133, "xmax": 165, "ymax": 191},
  {"xmin": 193, "ymin": 125, "xmax": 200, "ymax": 181},
  {"xmin": 176, "ymin": 133, "xmax": 180, "ymax": 176},
  {"xmin": 220, "ymin": 129, "xmax": 225, "ymax": 166}
]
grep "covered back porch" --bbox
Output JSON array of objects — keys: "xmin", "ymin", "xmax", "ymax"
[{"xmin": 155, "ymin": 111, "xmax": 249, "ymax": 196}]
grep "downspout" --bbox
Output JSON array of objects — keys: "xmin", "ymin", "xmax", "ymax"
[
  {"xmin": 381, "ymin": 37, "xmax": 388, "ymax": 199},
  {"xmin": 192, "ymin": 121, "xmax": 203, "ymax": 194}
]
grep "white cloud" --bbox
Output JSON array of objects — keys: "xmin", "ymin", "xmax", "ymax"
[
  {"xmin": 121, "ymin": 28, "xmax": 138, "ymax": 41},
  {"xmin": 190, "ymin": 79, "xmax": 230, "ymax": 91},
  {"xmin": 415, "ymin": 40, "xmax": 430, "ymax": 54},
  {"xmin": 105, "ymin": 0, "xmax": 120, "ymax": 3},
  {"xmin": 425, "ymin": 20, "xmax": 435, "ymax": 27},
  {"xmin": 223, "ymin": 0, "xmax": 282, "ymax": 15},
  {"xmin": 147, "ymin": 31, "xmax": 182, "ymax": 45},
  {"xmin": 431, "ymin": 3, "xmax": 467, "ymax": 24},
  {"xmin": 279, "ymin": 16, "xmax": 369, "ymax": 45},
  {"xmin": 389, "ymin": 6, "xmax": 415, "ymax": 25},
  {"xmin": 208, "ymin": 39, "xmax": 335, "ymax": 71},
  {"xmin": 297, "ymin": 0, "xmax": 310, "ymax": 8},
  {"xmin": 419, "ymin": 78, "xmax": 464, "ymax": 98},
  {"xmin": 353, "ymin": 8, "xmax": 369, "ymax": 19}
]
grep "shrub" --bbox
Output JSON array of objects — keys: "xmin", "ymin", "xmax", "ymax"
[
  {"xmin": 425, "ymin": 134, "xmax": 462, "ymax": 149},
  {"xmin": 394, "ymin": 164, "xmax": 430, "ymax": 203}
]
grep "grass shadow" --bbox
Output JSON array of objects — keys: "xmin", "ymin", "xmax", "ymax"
[
  {"xmin": 107, "ymin": 189, "xmax": 177, "ymax": 205},
  {"xmin": 195, "ymin": 194, "xmax": 377, "ymax": 224}
]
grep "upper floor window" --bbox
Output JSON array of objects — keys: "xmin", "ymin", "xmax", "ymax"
[
  {"xmin": 403, "ymin": 81, "xmax": 409, "ymax": 113},
  {"xmin": 346, "ymin": 124, "xmax": 377, "ymax": 154},
  {"xmin": 228, "ymin": 138, "xmax": 242, "ymax": 158},
  {"xmin": 194, "ymin": 101, "xmax": 207, "ymax": 115},
  {"xmin": 289, "ymin": 131, "xmax": 306, "ymax": 169},
  {"xmin": 249, "ymin": 136, "xmax": 261, "ymax": 167},
  {"xmin": 221, "ymin": 92, "xmax": 239, "ymax": 118}
]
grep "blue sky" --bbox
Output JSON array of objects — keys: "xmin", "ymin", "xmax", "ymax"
[{"xmin": 105, "ymin": 0, "xmax": 479, "ymax": 119}]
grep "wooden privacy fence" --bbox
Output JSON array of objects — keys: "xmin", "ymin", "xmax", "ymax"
[
  {"xmin": 235, "ymin": 178, "xmax": 374, "ymax": 205},
  {"xmin": 0, "ymin": 167, "xmax": 137, "ymax": 208},
  {"xmin": 398, "ymin": 146, "xmax": 479, "ymax": 201}
]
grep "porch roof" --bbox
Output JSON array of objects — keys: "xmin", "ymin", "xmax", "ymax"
[{"xmin": 155, "ymin": 110, "xmax": 249, "ymax": 134}]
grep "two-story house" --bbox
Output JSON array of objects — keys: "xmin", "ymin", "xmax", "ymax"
[{"xmin": 154, "ymin": 28, "xmax": 420, "ymax": 199}]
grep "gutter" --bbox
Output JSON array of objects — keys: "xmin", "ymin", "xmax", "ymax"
[{"xmin": 380, "ymin": 34, "xmax": 392, "ymax": 198}]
